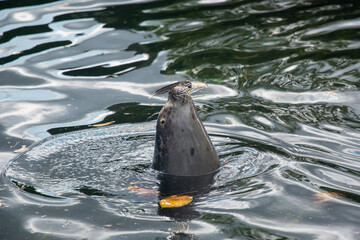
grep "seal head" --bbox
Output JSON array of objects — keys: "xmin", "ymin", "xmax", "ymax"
[{"xmin": 152, "ymin": 80, "xmax": 220, "ymax": 176}]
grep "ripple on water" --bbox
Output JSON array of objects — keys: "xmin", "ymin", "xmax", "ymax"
[
  {"xmin": 1, "ymin": 0, "xmax": 360, "ymax": 239},
  {"xmin": 2, "ymin": 118, "xmax": 360, "ymax": 239},
  {"xmin": 4, "ymin": 121, "xmax": 268, "ymax": 198},
  {"xmin": 3, "ymin": 121, "xmax": 274, "ymax": 224}
]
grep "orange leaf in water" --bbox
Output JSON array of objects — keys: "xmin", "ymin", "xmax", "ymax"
[
  {"xmin": 159, "ymin": 195, "xmax": 193, "ymax": 208},
  {"xmin": 14, "ymin": 145, "xmax": 29, "ymax": 153},
  {"xmin": 128, "ymin": 186, "xmax": 159, "ymax": 196},
  {"xmin": 312, "ymin": 192, "xmax": 345, "ymax": 204},
  {"xmin": 90, "ymin": 121, "xmax": 115, "ymax": 127}
]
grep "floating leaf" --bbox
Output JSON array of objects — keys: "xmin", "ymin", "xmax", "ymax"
[
  {"xmin": 90, "ymin": 121, "xmax": 115, "ymax": 127},
  {"xmin": 312, "ymin": 192, "xmax": 345, "ymax": 204},
  {"xmin": 159, "ymin": 195, "xmax": 193, "ymax": 208},
  {"xmin": 14, "ymin": 145, "xmax": 29, "ymax": 153},
  {"xmin": 128, "ymin": 186, "xmax": 159, "ymax": 196}
]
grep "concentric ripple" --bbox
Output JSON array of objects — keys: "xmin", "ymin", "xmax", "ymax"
[
  {"xmin": 2, "ymin": 122, "xmax": 273, "ymax": 239},
  {"xmin": 1, "ymin": 0, "xmax": 360, "ymax": 239}
]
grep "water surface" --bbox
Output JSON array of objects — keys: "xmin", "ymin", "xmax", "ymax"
[{"xmin": 1, "ymin": 0, "xmax": 360, "ymax": 239}]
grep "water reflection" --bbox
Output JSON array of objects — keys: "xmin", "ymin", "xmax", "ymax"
[
  {"xmin": 304, "ymin": 17, "xmax": 360, "ymax": 37},
  {"xmin": 1, "ymin": 0, "xmax": 360, "ymax": 239},
  {"xmin": 157, "ymin": 172, "xmax": 217, "ymax": 221},
  {"xmin": 2, "ymin": 121, "xmax": 269, "ymax": 239},
  {"xmin": 251, "ymin": 88, "xmax": 354, "ymax": 104},
  {"xmin": 1, "ymin": 102, "xmax": 65, "ymax": 140},
  {"xmin": 27, "ymin": 217, "xmax": 94, "ymax": 239},
  {"xmin": 0, "ymin": 89, "xmax": 64, "ymax": 101},
  {"xmin": 26, "ymin": 216, "xmax": 169, "ymax": 240}
]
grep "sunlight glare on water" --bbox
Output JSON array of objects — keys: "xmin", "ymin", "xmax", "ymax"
[{"xmin": 0, "ymin": 0, "xmax": 360, "ymax": 239}]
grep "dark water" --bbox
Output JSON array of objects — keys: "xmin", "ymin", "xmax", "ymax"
[{"xmin": 1, "ymin": 0, "xmax": 360, "ymax": 239}]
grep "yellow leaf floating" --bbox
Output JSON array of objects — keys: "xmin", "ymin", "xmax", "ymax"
[
  {"xmin": 312, "ymin": 192, "xmax": 345, "ymax": 204},
  {"xmin": 159, "ymin": 195, "xmax": 193, "ymax": 208},
  {"xmin": 14, "ymin": 145, "xmax": 29, "ymax": 153},
  {"xmin": 91, "ymin": 121, "xmax": 115, "ymax": 127}
]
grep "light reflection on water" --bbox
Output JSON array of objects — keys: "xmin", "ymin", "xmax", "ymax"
[
  {"xmin": 0, "ymin": 89, "xmax": 65, "ymax": 101},
  {"xmin": 0, "ymin": 0, "xmax": 360, "ymax": 239}
]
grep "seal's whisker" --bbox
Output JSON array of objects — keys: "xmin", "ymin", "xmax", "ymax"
[
  {"xmin": 146, "ymin": 112, "xmax": 160, "ymax": 121},
  {"xmin": 177, "ymin": 93, "xmax": 188, "ymax": 102},
  {"xmin": 189, "ymin": 88, "xmax": 202, "ymax": 94}
]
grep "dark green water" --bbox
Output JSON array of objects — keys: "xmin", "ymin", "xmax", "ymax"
[{"xmin": 1, "ymin": 0, "xmax": 360, "ymax": 239}]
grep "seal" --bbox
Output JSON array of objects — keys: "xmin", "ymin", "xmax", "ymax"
[{"xmin": 152, "ymin": 80, "xmax": 220, "ymax": 176}]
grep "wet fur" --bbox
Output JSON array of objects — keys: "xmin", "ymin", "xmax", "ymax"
[{"xmin": 153, "ymin": 90, "xmax": 219, "ymax": 176}]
